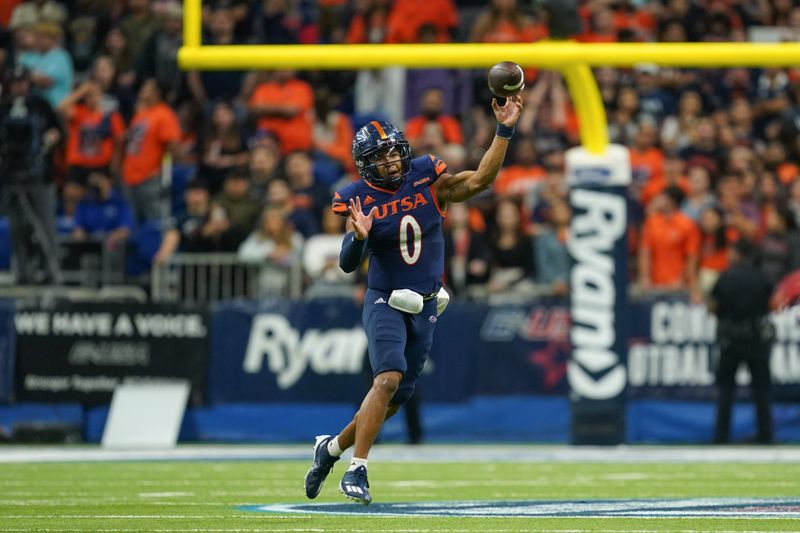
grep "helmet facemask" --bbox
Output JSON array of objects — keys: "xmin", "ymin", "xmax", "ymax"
[{"xmin": 357, "ymin": 140, "xmax": 412, "ymax": 190}]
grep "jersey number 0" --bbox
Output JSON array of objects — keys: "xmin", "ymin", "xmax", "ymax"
[{"xmin": 399, "ymin": 215, "xmax": 422, "ymax": 265}]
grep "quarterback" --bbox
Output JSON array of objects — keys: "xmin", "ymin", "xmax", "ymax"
[{"xmin": 304, "ymin": 95, "xmax": 523, "ymax": 504}]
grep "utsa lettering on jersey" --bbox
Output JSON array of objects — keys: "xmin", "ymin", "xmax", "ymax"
[{"xmin": 305, "ymin": 96, "xmax": 523, "ymax": 505}]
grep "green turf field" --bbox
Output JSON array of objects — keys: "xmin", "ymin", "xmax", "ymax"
[{"xmin": 2, "ymin": 455, "xmax": 800, "ymax": 532}]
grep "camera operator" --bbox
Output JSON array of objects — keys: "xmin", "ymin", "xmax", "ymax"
[
  {"xmin": 0, "ymin": 66, "xmax": 63, "ymax": 284},
  {"xmin": 708, "ymin": 239, "xmax": 774, "ymax": 444}
]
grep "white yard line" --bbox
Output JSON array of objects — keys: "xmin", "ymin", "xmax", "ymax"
[
  {"xmin": 138, "ymin": 492, "xmax": 195, "ymax": 498},
  {"xmin": 0, "ymin": 529, "xmax": 328, "ymax": 532},
  {"xmin": 1, "ymin": 445, "xmax": 800, "ymax": 464},
  {"xmin": 0, "ymin": 513, "xmax": 299, "ymax": 516},
  {"xmin": 0, "ymin": 529, "xmax": 783, "ymax": 533}
]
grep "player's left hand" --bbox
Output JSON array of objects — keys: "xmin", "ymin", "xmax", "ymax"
[{"xmin": 492, "ymin": 94, "xmax": 523, "ymax": 128}]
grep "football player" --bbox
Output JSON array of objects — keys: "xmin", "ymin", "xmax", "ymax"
[{"xmin": 304, "ymin": 95, "xmax": 523, "ymax": 504}]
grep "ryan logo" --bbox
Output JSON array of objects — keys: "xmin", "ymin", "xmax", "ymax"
[{"xmin": 373, "ymin": 192, "xmax": 429, "ymax": 220}]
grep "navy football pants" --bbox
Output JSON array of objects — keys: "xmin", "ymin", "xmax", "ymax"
[{"xmin": 361, "ymin": 288, "xmax": 438, "ymax": 405}]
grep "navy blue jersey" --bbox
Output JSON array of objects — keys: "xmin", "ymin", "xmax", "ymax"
[{"xmin": 333, "ymin": 155, "xmax": 448, "ymax": 294}]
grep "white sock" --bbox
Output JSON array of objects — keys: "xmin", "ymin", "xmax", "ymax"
[
  {"xmin": 326, "ymin": 436, "xmax": 343, "ymax": 457},
  {"xmin": 347, "ymin": 457, "xmax": 368, "ymax": 471}
]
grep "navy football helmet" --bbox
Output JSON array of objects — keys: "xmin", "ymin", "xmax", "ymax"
[{"xmin": 352, "ymin": 120, "xmax": 412, "ymax": 189}]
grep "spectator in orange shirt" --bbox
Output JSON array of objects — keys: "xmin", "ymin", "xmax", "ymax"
[
  {"xmin": 609, "ymin": 0, "xmax": 657, "ymax": 40},
  {"xmin": 640, "ymin": 152, "xmax": 689, "ymax": 208},
  {"xmin": 121, "ymin": 78, "xmax": 181, "ymax": 221},
  {"xmin": 577, "ymin": 7, "xmax": 619, "ymax": 43},
  {"xmin": 629, "ymin": 120, "xmax": 665, "ymax": 186},
  {"xmin": 385, "ymin": 0, "xmax": 458, "ymax": 44},
  {"xmin": 58, "ymin": 80, "xmax": 125, "ymax": 186},
  {"xmin": 1, "ymin": 0, "xmax": 23, "ymax": 28},
  {"xmin": 469, "ymin": 0, "xmax": 547, "ymax": 43},
  {"xmin": 698, "ymin": 205, "xmax": 738, "ymax": 295},
  {"xmin": 494, "ymin": 136, "xmax": 546, "ymax": 199},
  {"xmin": 405, "ymin": 88, "xmax": 463, "ymax": 150},
  {"xmin": 763, "ymin": 140, "xmax": 798, "ymax": 186},
  {"xmin": 638, "ymin": 185, "xmax": 700, "ymax": 295},
  {"xmin": 249, "ymin": 69, "xmax": 313, "ymax": 155},
  {"xmin": 345, "ymin": 0, "xmax": 390, "ymax": 44}
]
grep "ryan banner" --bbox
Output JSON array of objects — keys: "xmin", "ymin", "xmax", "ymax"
[{"xmin": 208, "ymin": 299, "xmax": 570, "ymax": 404}]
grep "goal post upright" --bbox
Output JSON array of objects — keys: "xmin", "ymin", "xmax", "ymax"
[{"xmin": 183, "ymin": 0, "xmax": 201, "ymax": 49}]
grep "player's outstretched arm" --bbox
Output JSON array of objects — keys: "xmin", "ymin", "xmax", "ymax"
[{"xmin": 434, "ymin": 95, "xmax": 523, "ymax": 206}]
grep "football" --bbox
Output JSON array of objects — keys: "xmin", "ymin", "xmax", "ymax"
[{"xmin": 487, "ymin": 61, "xmax": 525, "ymax": 98}]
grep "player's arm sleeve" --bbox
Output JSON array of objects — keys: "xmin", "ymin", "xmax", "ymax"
[{"xmin": 339, "ymin": 232, "xmax": 367, "ymax": 273}]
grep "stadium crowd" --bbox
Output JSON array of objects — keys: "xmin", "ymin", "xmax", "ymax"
[{"xmin": 3, "ymin": 0, "xmax": 800, "ymax": 302}]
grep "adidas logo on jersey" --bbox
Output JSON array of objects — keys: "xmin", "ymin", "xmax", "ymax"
[
  {"xmin": 374, "ymin": 298, "xmax": 386, "ymax": 304},
  {"xmin": 363, "ymin": 195, "xmax": 375, "ymax": 206},
  {"xmin": 413, "ymin": 177, "xmax": 431, "ymax": 187}
]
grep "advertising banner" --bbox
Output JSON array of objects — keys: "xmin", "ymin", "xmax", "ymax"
[
  {"xmin": 209, "ymin": 299, "xmax": 571, "ymax": 403},
  {"xmin": 0, "ymin": 299, "xmax": 15, "ymax": 403},
  {"xmin": 628, "ymin": 299, "xmax": 800, "ymax": 402},
  {"xmin": 566, "ymin": 144, "xmax": 632, "ymax": 444},
  {"xmin": 209, "ymin": 299, "xmax": 368, "ymax": 403},
  {"xmin": 15, "ymin": 303, "xmax": 208, "ymax": 404}
]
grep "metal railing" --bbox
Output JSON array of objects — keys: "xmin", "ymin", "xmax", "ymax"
[
  {"xmin": 0, "ymin": 285, "xmax": 148, "ymax": 305},
  {"xmin": 151, "ymin": 253, "xmax": 302, "ymax": 303}
]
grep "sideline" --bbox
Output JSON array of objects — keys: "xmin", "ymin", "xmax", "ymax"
[{"xmin": 1, "ymin": 444, "xmax": 800, "ymax": 464}]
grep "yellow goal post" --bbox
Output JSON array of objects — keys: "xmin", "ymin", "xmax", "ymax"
[{"xmin": 178, "ymin": 0, "xmax": 800, "ymax": 155}]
